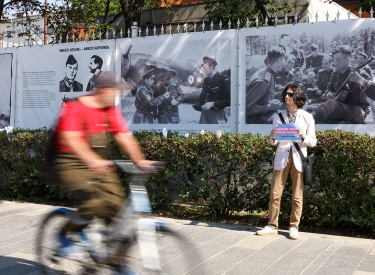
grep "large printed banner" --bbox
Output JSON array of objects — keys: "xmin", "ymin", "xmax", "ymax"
[
  {"xmin": 239, "ymin": 19, "xmax": 375, "ymax": 136},
  {"xmin": 0, "ymin": 47, "xmax": 17, "ymax": 128},
  {"xmin": 16, "ymin": 40, "xmax": 116, "ymax": 129},
  {"xmin": 117, "ymin": 30, "xmax": 237, "ymax": 133}
]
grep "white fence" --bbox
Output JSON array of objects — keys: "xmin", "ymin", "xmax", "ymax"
[
  {"xmin": 1, "ymin": 6, "xmax": 373, "ymax": 48},
  {"xmin": 1, "ymin": 17, "xmax": 375, "ymax": 136}
]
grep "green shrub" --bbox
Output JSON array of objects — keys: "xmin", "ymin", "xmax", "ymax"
[{"xmin": 0, "ymin": 128, "xmax": 374, "ymax": 233}]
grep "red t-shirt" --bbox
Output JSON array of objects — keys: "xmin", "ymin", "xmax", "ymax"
[{"xmin": 55, "ymin": 100, "xmax": 129, "ymax": 152}]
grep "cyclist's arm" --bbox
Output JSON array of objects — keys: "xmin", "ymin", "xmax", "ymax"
[{"xmin": 59, "ymin": 131, "xmax": 114, "ymax": 174}]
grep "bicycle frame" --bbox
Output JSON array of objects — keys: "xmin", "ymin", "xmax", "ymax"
[
  {"xmin": 90, "ymin": 160, "xmax": 163, "ymax": 270},
  {"xmin": 39, "ymin": 160, "xmax": 166, "ymax": 273}
]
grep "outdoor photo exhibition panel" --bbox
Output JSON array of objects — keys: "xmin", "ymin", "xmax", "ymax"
[
  {"xmin": 0, "ymin": 47, "xmax": 17, "ymax": 129},
  {"xmin": 116, "ymin": 29, "xmax": 238, "ymax": 133},
  {"xmin": 16, "ymin": 40, "xmax": 116, "ymax": 129},
  {"xmin": 238, "ymin": 19, "xmax": 375, "ymax": 136}
]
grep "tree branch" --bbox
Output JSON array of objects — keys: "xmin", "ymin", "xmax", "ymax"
[
  {"xmin": 253, "ymin": 0, "xmax": 273, "ymax": 25},
  {"xmin": 103, "ymin": 0, "xmax": 110, "ymax": 24}
]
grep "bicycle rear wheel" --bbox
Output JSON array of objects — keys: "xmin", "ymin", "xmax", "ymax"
[
  {"xmin": 35, "ymin": 208, "xmax": 113, "ymax": 275},
  {"xmin": 123, "ymin": 223, "xmax": 204, "ymax": 275}
]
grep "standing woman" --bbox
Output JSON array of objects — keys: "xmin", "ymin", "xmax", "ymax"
[{"xmin": 256, "ymin": 84, "xmax": 317, "ymax": 239}]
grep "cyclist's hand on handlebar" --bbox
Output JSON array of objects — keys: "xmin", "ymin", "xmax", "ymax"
[
  {"xmin": 88, "ymin": 159, "xmax": 116, "ymax": 174},
  {"xmin": 136, "ymin": 160, "xmax": 164, "ymax": 173}
]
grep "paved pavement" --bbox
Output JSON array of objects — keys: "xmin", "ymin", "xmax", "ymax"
[{"xmin": 0, "ymin": 200, "xmax": 375, "ymax": 275}]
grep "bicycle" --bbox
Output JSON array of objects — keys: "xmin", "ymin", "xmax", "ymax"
[{"xmin": 36, "ymin": 160, "xmax": 201, "ymax": 275}]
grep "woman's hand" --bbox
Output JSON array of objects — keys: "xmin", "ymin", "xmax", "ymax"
[
  {"xmin": 298, "ymin": 127, "xmax": 306, "ymax": 141},
  {"xmin": 270, "ymin": 129, "xmax": 276, "ymax": 141}
]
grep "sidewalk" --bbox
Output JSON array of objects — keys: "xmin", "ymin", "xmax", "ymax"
[{"xmin": 0, "ymin": 200, "xmax": 374, "ymax": 275}]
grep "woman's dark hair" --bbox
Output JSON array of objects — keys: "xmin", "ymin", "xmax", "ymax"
[{"xmin": 281, "ymin": 84, "xmax": 307, "ymax": 108}]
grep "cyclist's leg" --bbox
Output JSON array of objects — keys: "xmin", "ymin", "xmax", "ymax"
[
  {"xmin": 53, "ymin": 155, "xmax": 105, "ymax": 256},
  {"xmin": 94, "ymin": 172, "xmax": 126, "ymax": 226},
  {"xmin": 94, "ymin": 172, "xmax": 129, "ymax": 269}
]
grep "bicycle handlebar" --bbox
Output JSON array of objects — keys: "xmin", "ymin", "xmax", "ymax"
[{"xmin": 112, "ymin": 160, "xmax": 165, "ymax": 175}]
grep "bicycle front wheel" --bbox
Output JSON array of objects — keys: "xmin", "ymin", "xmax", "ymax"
[
  {"xmin": 35, "ymin": 208, "xmax": 113, "ymax": 275},
  {"xmin": 124, "ymin": 222, "xmax": 205, "ymax": 275}
]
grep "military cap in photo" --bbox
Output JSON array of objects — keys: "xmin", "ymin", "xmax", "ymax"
[
  {"xmin": 93, "ymin": 71, "xmax": 126, "ymax": 89},
  {"xmin": 264, "ymin": 47, "xmax": 285, "ymax": 65},
  {"xmin": 310, "ymin": 44, "xmax": 319, "ymax": 51},
  {"xmin": 357, "ymin": 51, "xmax": 368, "ymax": 59},
  {"xmin": 159, "ymin": 69, "xmax": 177, "ymax": 84},
  {"xmin": 201, "ymin": 56, "xmax": 217, "ymax": 67},
  {"xmin": 66, "ymin": 54, "xmax": 78, "ymax": 65},
  {"xmin": 332, "ymin": 45, "xmax": 352, "ymax": 56},
  {"xmin": 142, "ymin": 68, "xmax": 155, "ymax": 79}
]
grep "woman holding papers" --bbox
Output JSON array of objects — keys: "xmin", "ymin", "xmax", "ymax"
[{"xmin": 256, "ymin": 84, "xmax": 316, "ymax": 240}]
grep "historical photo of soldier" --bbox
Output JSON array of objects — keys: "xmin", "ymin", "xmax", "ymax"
[
  {"xmin": 245, "ymin": 25, "xmax": 375, "ymax": 125},
  {"xmin": 275, "ymin": 54, "xmax": 295, "ymax": 93},
  {"xmin": 86, "ymin": 55, "xmax": 103, "ymax": 91},
  {"xmin": 290, "ymin": 39, "xmax": 305, "ymax": 68},
  {"xmin": 246, "ymin": 46, "xmax": 286, "ymax": 124},
  {"xmin": 133, "ymin": 68, "xmax": 171, "ymax": 124},
  {"xmin": 313, "ymin": 46, "xmax": 375, "ymax": 124},
  {"xmin": 0, "ymin": 53, "xmax": 13, "ymax": 128},
  {"xmin": 305, "ymin": 43, "xmax": 325, "ymax": 75},
  {"xmin": 59, "ymin": 54, "xmax": 83, "ymax": 92},
  {"xmin": 194, "ymin": 56, "xmax": 231, "ymax": 124},
  {"xmin": 278, "ymin": 34, "xmax": 291, "ymax": 54},
  {"xmin": 118, "ymin": 38, "xmax": 233, "ymax": 126},
  {"xmin": 154, "ymin": 69, "xmax": 184, "ymax": 124}
]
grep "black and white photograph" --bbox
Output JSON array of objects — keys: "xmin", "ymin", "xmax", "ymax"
[
  {"xmin": 244, "ymin": 20, "xmax": 375, "ymax": 125},
  {"xmin": 59, "ymin": 54, "xmax": 84, "ymax": 92},
  {"xmin": 16, "ymin": 41, "xmax": 115, "ymax": 129},
  {"xmin": 117, "ymin": 32, "xmax": 235, "ymax": 131},
  {"xmin": 86, "ymin": 55, "xmax": 103, "ymax": 91},
  {"xmin": 0, "ymin": 53, "xmax": 13, "ymax": 128}
]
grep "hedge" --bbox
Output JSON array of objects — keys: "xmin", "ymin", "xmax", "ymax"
[{"xmin": 0, "ymin": 129, "xmax": 374, "ymax": 233}]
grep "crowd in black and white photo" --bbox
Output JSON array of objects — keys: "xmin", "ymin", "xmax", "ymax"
[{"xmin": 246, "ymin": 32, "xmax": 375, "ymax": 124}]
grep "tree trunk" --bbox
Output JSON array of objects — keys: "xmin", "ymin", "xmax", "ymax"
[
  {"xmin": 253, "ymin": 0, "xmax": 274, "ymax": 26},
  {"xmin": 102, "ymin": 0, "xmax": 111, "ymax": 24},
  {"xmin": 0, "ymin": 0, "xmax": 5, "ymax": 19},
  {"xmin": 118, "ymin": 0, "xmax": 145, "ymax": 36}
]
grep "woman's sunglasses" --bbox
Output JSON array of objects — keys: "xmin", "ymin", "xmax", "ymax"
[{"xmin": 285, "ymin": 92, "xmax": 294, "ymax": 97}]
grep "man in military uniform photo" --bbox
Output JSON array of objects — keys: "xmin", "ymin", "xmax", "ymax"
[
  {"xmin": 316, "ymin": 55, "xmax": 334, "ymax": 93},
  {"xmin": 292, "ymin": 67, "xmax": 305, "ymax": 88},
  {"xmin": 355, "ymin": 51, "xmax": 373, "ymax": 79},
  {"xmin": 154, "ymin": 69, "xmax": 184, "ymax": 124},
  {"xmin": 355, "ymin": 51, "xmax": 373, "ymax": 116},
  {"xmin": 314, "ymin": 46, "xmax": 375, "ymax": 124},
  {"xmin": 278, "ymin": 34, "xmax": 290, "ymax": 54},
  {"xmin": 305, "ymin": 44, "xmax": 324, "ymax": 75},
  {"xmin": 195, "ymin": 56, "xmax": 231, "ymax": 124},
  {"xmin": 290, "ymin": 39, "xmax": 305, "ymax": 68},
  {"xmin": 246, "ymin": 47, "xmax": 286, "ymax": 124},
  {"xmin": 86, "ymin": 55, "xmax": 103, "ymax": 91},
  {"xmin": 59, "ymin": 54, "xmax": 83, "ymax": 92},
  {"xmin": 275, "ymin": 55, "xmax": 295, "ymax": 93},
  {"xmin": 133, "ymin": 68, "xmax": 170, "ymax": 124},
  {"xmin": 303, "ymin": 71, "xmax": 322, "ymax": 100}
]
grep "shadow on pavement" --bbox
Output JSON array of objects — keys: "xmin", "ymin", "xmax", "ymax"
[
  {"xmin": 186, "ymin": 219, "xmax": 258, "ymax": 232},
  {"xmin": 0, "ymin": 256, "xmax": 41, "ymax": 274}
]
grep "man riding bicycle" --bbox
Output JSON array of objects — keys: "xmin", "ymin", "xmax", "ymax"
[{"xmin": 51, "ymin": 71, "xmax": 155, "ymax": 274}]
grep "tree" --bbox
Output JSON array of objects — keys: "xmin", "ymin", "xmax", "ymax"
[
  {"xmin": 0, "ymin": 0, "xmax": 188, "ymax": 43},
  {"xmin": 202, "ymin": 0, "xmax": 295, "ymax": 27}
]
